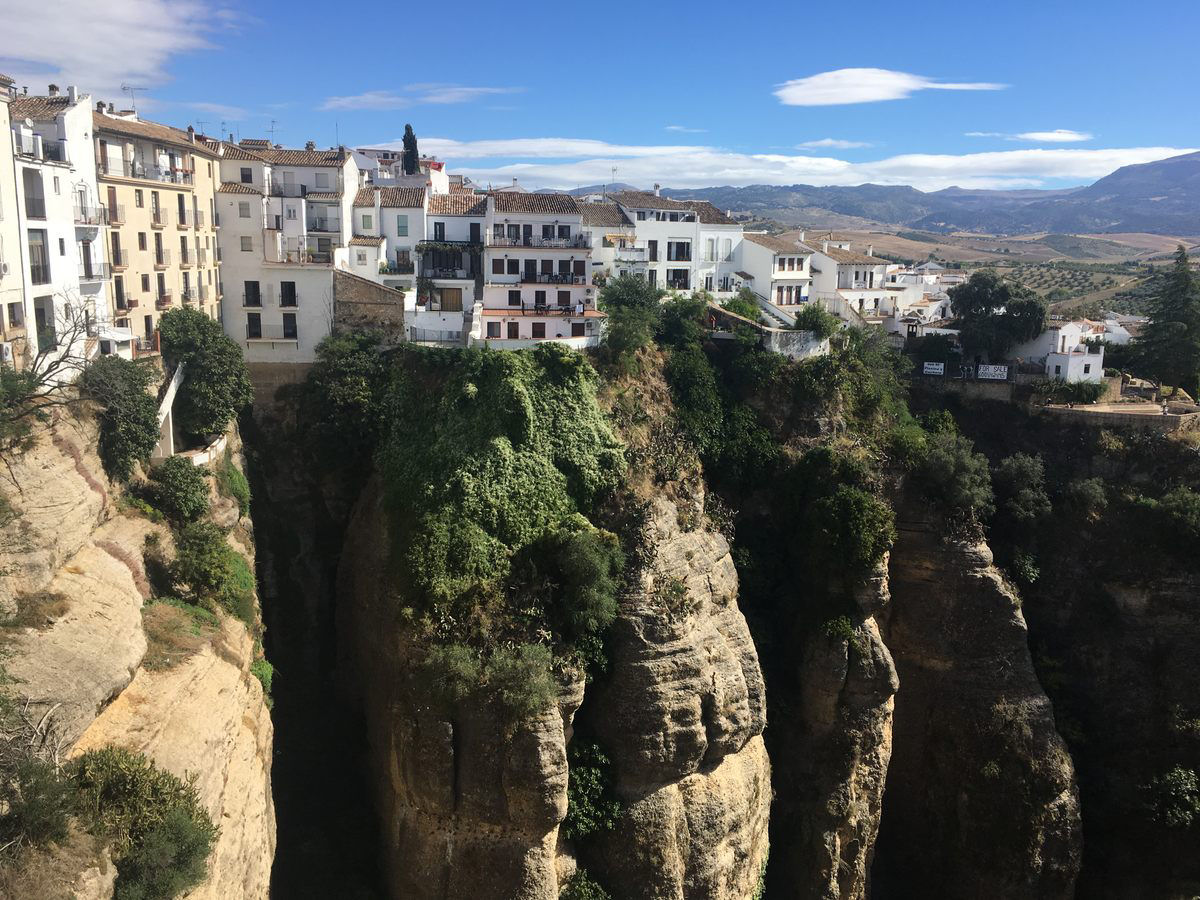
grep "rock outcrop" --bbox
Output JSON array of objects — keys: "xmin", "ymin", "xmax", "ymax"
[
  {"xmin": 337, "ymin": 486, "xmax": 771, "ymax": 900},
  {"xmin": 874, "ymin": 499, "xmax": 1082, "ymax": 898},
  {"xmin": 585, "ymin": 495, "xmax": 771, "ymax": 900}
]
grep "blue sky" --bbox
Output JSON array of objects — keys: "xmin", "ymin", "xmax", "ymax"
[{"xmin": 3, "ymin": 0, "xmax": 1197, "ymax": 191}]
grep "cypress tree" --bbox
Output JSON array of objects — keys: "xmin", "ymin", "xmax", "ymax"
[
  {"xmin": 1136, "ymin": 246, "xmax": 1200, "ymax": 397},
  {"xmin": 402, "ymin": 124, "xmax": 419, "ymax": 176}
]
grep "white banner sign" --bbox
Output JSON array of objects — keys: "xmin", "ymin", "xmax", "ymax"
[
  {"xmin": 923, "ymin": 361, "xmax": 945, "ymax": 375},
  {"xmin": 978, "ymin": 364, "xmax": 1009, "ymax": 381}
]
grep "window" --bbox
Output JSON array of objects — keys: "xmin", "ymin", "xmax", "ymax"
[
  {"xmin": 532, "ymin": 322, "xmax": 546, "ymax": 339},
  {"xmin": 315, "ymin": 172, "xmax": 329, "ymax": 188},
  {"xmin": 507, "ymin": 259, "xmax": 519, "ymax": 275},
  {"xmin": 285, "ymin": 205, "xmax": 297, "ymax": 220},
  {"xmin": 1083, "ymin": 364, "xmax": 1091, "ymax": 374},
  {"xmin": 240, "ymin": 235, "xmax": 252, "ymax": 252},
  {"xmin": 486, "ymin": 321, "xmax": 500, "ymax": 338},
  {"xmin": 246, "ymin": 312, "xmax": 261, "ymax": 339},
  {"xmin": 27, "ymin": 230, "xmax": 49, "ymax": 284},
  {"xmin": 558, "ymin": 225, "xmax": 570, "ymax": 240},
  {"xmin": 244, "ymin": 281, "xmax": 261, "ymax": 306},
  {"xmin": 240, "ymin": 167, "xmax": 252, "ymax": 184},
  {"xmin": 492, "ymin": 258, "xmax": 504, "ymax": 275},
  {"xmin": 636, "ymin": 211, "xmax": 646, "ymax": 221},
  {"xmin": 279, "ymin": 282, "xmax": 297, "ymax": 307},
  {"xmin": 705, "ymin": 238, "xmax": 715, "ymax": 262},
  {"xmin": 53, "ymin": 176, "xmax": 60, "ymax": 194},
  {"xmin": 507, "ymin": 321, "xmax": 519, "ymax": 339},
  {"xmin": 433, "ymin": 222, "xmax": 445, "ymax": 240},
  {"xmin": 114, "ymin": 276, "xmax": 125, "ymax": 308},
  {"xmin": 1054, "ymin": 365, "xmax": 1062, "ymax": 375},
  {"xmin": 362, "ymin": 214, "xmax": 373, "ymax": 230},
  {"xmin": 141, "ymin": 274, "xmax": 150, "ymax": 292},
  {"xmin": 396, "ymin": 214, "xmax": 408, "ymax": 237},
  {"xmin": 356, "ymin": 251, "xmax": 366, "ymax": 264},
  {"xmin": 540, "ymin": 259, "xmax": 553, "ymax": 275},
  {"xmin": 138, "ymin": 232, "xmax": 147, "ymax": 251},
  {"xmin": 207, "ymin": 163, "xmax": 212, "ymax": 178},
  {"xmin": 508, "ymin": 289, "xmax": 521, "ymax": 307},
  {"xmin": 571, "ymin": 322, "xmax": 585, "ymax": 338},
  {"xmin": 557, "ymin": 290, "xmax": 571, "ymax": 307},
  {"xmin": 238, "ymin": 201, "xmax": 250, "ymax": 218},
  {"xmin": 777, "ymin": 286, "xmax": 784, "ymax": 303},
  {"xmin": 6, "ymin": 302, "xmax": 23, "ymax": 327},
  {"xmin": 135, "ymin": 190, "xmax": 143, "ymax": 208},
  {"xmin": 535, "ymin": 290, "xmax": 546, "ymax": 305},
  {"xmin": 282, "ymin": 312, "xmax": 297, "ymax": 339},
  {"xmin": 58, "ymin": 238, "xmax": 65, "ymax": 256}
]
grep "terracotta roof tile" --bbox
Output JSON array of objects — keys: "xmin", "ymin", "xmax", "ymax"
[
  {"xmin": 261, "ymin": 147, "xmax": 349, "ymax": 167},
  {"xmin": 215, "ymin": 142, "xmax": 268, "ymax": 161},
  {"xmin": 349, "ymin": 235, "xmax": 385, "ymax": 246},
  {"xmin": 305, "ymin": 191, "xmax": 341, "ymax": 202},
  {"xmin": 429, "ymin": 193, "xmax": 487, "ymax": 216},
  {"xmin": 217, "ymin": 182, "xmax": 262, "ymax": 194},
  {"xmin": 579, "ymin": 202, "xmax": 633, "ymax": 227},
  {"xmin": 94, "ymin": 112, "xmax": 219, "ymax": 156},
  {"xmin": 681, "ymin": 200, "xmax": 737, "ymax": 225},
  {"xmin": 744, "ymin": 232, "xmax": 811, "ymax": 254},
  {"xmin": 352, "ymin": 186, "xmax": 426, "ymax": 208},
  {"xmin": 609, "ymin": 190, "xmax": 695, "ymax": 211},
  {"xmin": 819, "ymin": 246, "xmax": 890, "ymax": 265},
  {"xmin": 491, "ymin": 192, "xmax": 579, "ymax": 215},
  {"xmin": 9, "ymin": 94, "xmax": 75, "ymax": 120},
  {"xmin": 239, "ymin": 139, "xmax": 271, "ymax": 149}
]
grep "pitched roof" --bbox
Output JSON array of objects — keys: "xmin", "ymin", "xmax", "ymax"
[
  {"xmin": 680, "ymin": 200, "xmax": 737, "ymax": 225},
  {"xmin": 9, "ymin": 94, "xmax": 75, "ymax": 120},
  {"xmin": 609, "ymin": 190, "xmax": 693, "ymax": 211},
  {"xmin": 305, "ymin": 191, "xmax": 341, "ymax": 202},
  {"xmin": 349, "ymin": 235, "xmax": 385, "ymax": 246},
  {"xmin": 261, "ymin": 147, "xmax": 349, "ymax": 167},
  {"xmin": 819, "ymin": 246, "xmax": 890, "ymax": 265},
  {"xmin": 93, "ymin": 112, "xmax": 219, "ymax": 156},
  {"xmin": 216, "ymin": 142, "xmax": 268, "ymax": 161},
  {"xmin": 352, "ymin": 186, "xmax": 426, "ymax": 208},
  {"xmin": 217, "ymin": 182, "xmax": 262, "ymax": 195},
  {"xmin": 429, "ymin": 193, "xmax": 487, "ymax": 216},
  {"xmin": 239, "ymin": 138, "xmax": 272, "ymax": 149},
  {"xmin": 491, "ymin": 192, "xmax": 579, "ymax": 215},
  {"xmin": 579, "ymin": 202, "xmax": 633, "ymax": 227},
  {"xmin": 795, "ymin": 230, "xmax": 855, "ymax": 244},
  {"xmin": 743, "ymin": 232, "xmax": 811, "ymax": 255}
]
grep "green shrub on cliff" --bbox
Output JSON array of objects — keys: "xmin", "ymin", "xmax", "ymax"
[
  {"xmin": 560, "ymin": 868, "xmax": 611, "ymax": 900},
  {"xmin": 915, "ymin": 430, "xmax": 995, "ymax": 521},
  {"xmin": 158, "ymin": 308, "xmax": 252, "ymax": 440},
  {"xmin": 80, "ymin": 355, "xmax": 160, "ymax": 481},
  {"xmin": 171, "ymin": 522, "xmax": 255, "ymax": 624},
  {"xmin": 148, "ymin": 456, "xmax": 209, "ymax": 523},
  {"xmin": 1146, "ymin": 766, "xmax": 1200, "ymax": 829},
  {"xmin": 302, "ymin": 331, "xmax": 392, "ymax": 472},
  {"xmin": 562, "ymin": 740, "xmax": 622, "ymax": 841}
]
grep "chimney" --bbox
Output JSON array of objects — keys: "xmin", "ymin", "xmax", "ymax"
[
  {"xmin": 822, "ymin": 241, "xmax": 829, "ymax": 253},
  {"xmin": 47, "ymin": 84, "xmax": 59, "ymax": 97},
  {"xmin": 305, "ymin": 140, "xmax": 315, "ymax": 151},
  {"xmin": 187, "ymin": 125, "xmax": 195, "ymax": 143},
  {"xmin": 653, "ymin": 183, "xmax": 661, "ymax": 196},
  {"xmin": 867, "ymin": 244, "xmax": 874, "ymax": 257},
  {"xmin": 96, "ymin": 100, "xmax": 106, "ymax": 113},
  {"xmin": 229, "ymin": 132, "xmax": 235, "ymax": 143},
  {"xmin": 798, "ymin": 230, "xmax": 805, "ymax": 242},
  {"xmin": 67, "ymin": 85, "xmax": 77, "ymax": 102}
]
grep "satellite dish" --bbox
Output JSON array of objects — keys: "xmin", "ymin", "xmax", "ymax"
[{"xmin": 24, "ymin": 118, "xmax": 32, "ymax": 128}]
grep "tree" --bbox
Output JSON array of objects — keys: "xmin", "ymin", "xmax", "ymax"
[
  {"xmin": 1133, "ymin": 246, "xmax": 1200, "ymax": 397},
  {"xmin": 598, "ymin": 275, "xmax": 665, "ymax": 364},
  {"xmin": 401, "ymin": 124, "xmax": 419, "ymax": 176},
  {"xmin": 721, "ymin": 288, "xmax": 762, "ymax": 323},
  {"xmin": 80, "ymin": 355, "xmax": 161, "ymax": 481},
  {"xmin": 302, "ymin": 331, "xmax": 391, "ymax": 470},
  {"xmin": 949, "ymin": 270, "xmax": 1047, "ymax": 357},
  {"xmin": 158, "ymin": 308, "xmax": 252, "ymax": 439},
  {"xmin": 793, "ymin": 302, "xmax": 841, "ymax": 340}
]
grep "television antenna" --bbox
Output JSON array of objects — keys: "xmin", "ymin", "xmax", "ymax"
[
  {"xmin": 267, "ymin": 119, "xmax": 278, "ymax": 145},
  {"xmin": 195, "ymin": 119, "xmax": 208, "ymax": 135},
  {"xmin": 120, "ymin": 83, "xmax": 146, "ymax": 112}
]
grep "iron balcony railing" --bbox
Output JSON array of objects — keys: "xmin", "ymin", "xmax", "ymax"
[
  {"xmin": 308, "ymin": 218, "xmax": 341, "ymax": 233},
  {"xmin": 181, "ymin": 288, "xmax": 197, "ymax": 304},
  {"xmin": 74, "ymin": 205, "xmax": 108, "ymax": 226},
  {"xmin": 195, "ymin": 211, "xmax": 206, "ymax": 228},
  {"xmin": 156, "ymin": 292, "xmax": 173, "ymax": 309},
  {"xmin": 268, "ymin": 183, "xmax": 307, "ymax": 198},
  {"xmin": 197, "ymin": 249, "xmax": 208, "ymax": 266},
  {"xmin": 78, "ymin": 262, "xmax": 112, "ymax": 281},
  {"xmin": 177, "ymin": 209, "xmax": 194, "ymax": 228},
  {"xmin": 14, "ymin": 134, "xmax": 69, "ymax": 163},
  {"xmin": 519, "ymin": 272, "xmax": 586, "ymax": 285},
  {"xmin": 151, "ymin": 208, "xmax": 168, "ymax": 227},
  {"xmin": 154, "ymin": 250, "xmax": 172, "ymax": 268},
  {"xmin": 179, "ymin": 248, "xmax": 193, "ymax": 267},
  {"xmin": 380, "ymin": 260, "xmax": 415, "ymax": 274},
  {"xmin": 488, "ymin": 234, "xmax": 591, "ymax": 249},
  {"xmin": 199, "ymin": 285, "xmax": 211, "ymax": 301},
  {"xmin": 99, "ymin": 159, "xmax": 193, "ymax": 185},
  {"xmin": 111, "ymin": 248, "xmax": 129, "ymax": 269},
  {"xmin": 108, "ymin": 204, "xmax": 126, "ymax": 224}
]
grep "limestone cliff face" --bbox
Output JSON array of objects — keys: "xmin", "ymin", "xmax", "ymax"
[
  {"xmin": 772, "ymin": 564, "xmax": 896, "ymax": 900},
  {"xmin": 582, "ymin": 494, "xmax": 771, "ymax": 900},
  {"xmin": 337, "ymin": 487, "xmax": 771, "ymax": 900},
  {"xmin": 874, "ymin": 498, "xmax": 1082, "ymax": 898},
  {"xmin": 0, "ymin": 416, "xmax": 275, "ymax": 899}
]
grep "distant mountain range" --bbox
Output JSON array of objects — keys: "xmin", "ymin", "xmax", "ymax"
[{"xmin": 554, "ymin": 152, "xmax": 1200, "ymax": 236}]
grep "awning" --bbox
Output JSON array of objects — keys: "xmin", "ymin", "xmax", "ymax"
[{"xmin": 604, "ymin": 232, "xmax": 635, "ymax": 241}]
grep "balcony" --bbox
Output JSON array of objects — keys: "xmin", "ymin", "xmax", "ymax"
[
  {"xmin": 488, "ymin": 234, "xmax": 591, "ymax": 249},
  {"xmin": 379, "ymin": 260, "xmax": 415, "ymax": 275},
  {"xmin": 177, "ymin": 209, "xmax": 194, "ymax": 229},
  {"xmin": 29, "ymin": 264, "xmax": 50, "ymax": 286},
  {"xmin": 111, "ymin": 248, "xmax": 129, "ymax": 270},
  {"xmin": 200, "ymin": 285, "xmax": 211, "ymax": 302},
  {"xmin": 180, "ymin": 248, "xmax": 194, "ymax": 267},
  {"xmin": 243, "ymin": 291, "xmax": 263, "ymax": 308},
  {"xmin": 268, "ymin": 183, "xmax": 307, "ymax": 198},
  {"xmin": 14, "ymin": 133, "xmax": 69, "ymax": 163},
  {"xmin": 124, "ymin": 297, "xmax": 140, "ymax": 309},
  {"xmin": 156, "ymin": 293, "xmax": 173, "ymax": 309},
  {"xmin": 98, "ymin": 160, "xmax": 193, "ymax": 185},
  {"xmin": 197, "ymin": 249, "xmax": 208, "ymax": 266},
  {"xmin": 181, "ymin": 288, "xmax": 197, "ymax": 305},
  {"xmin": 25, "ymin": 198, "xmax": 47, "ymax": 220},
  {"xmin": 308, "ymin": 217, "xmax": 341, "ymax": 233},
  {"xmin": 195, "ymin": 211, "xmax": 206, "ymax": 228},
  {"xmin": 78, "ymin": 262, "xmax": 111, "ymax": 282},
  {"xmin": 614, "ymin": 246, "xmax": 648, "ymax": 262},
  {"xmin": 108, "ymin": 204, "xmax": 126, "ymax": 225},
  {"xmin": 278, "ymin": 291, "xmax": 298, "ymax": 308},
  {"xmin": 421, "ymin": 266, "xmax": 475, "ymax": 280},
  {"xmin": 151, "ymin": 209, "xmax": 168, "ymax": 228},
  {"xmin": 154, "ymin": 250, "xmax": 172, "ymax": 269},
  {"xmin": 74, "ymin": 206, "xmax": 108, "ymax": 226},
  {"xmin": 519, "ymin": 272, "xmax": 587, "ymax": 285},
  {"xmin": 246, "ymin": 326, "xmax": 299, "ymax": 342}
]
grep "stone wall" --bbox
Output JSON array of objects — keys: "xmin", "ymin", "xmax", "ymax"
[{"xmin": 333, "ymin": 269, "xmax": 406, "ymax": 343}]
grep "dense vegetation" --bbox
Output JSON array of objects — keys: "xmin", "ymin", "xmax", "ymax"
[
  {"xmin": 80, "ymin": 355, "xmax": 161, "ymax": 481},
  {"xmin": 158, "ymin": 308, "xmax": 252, "ymax": 440},
  {"xmin": 949, "ymin": 270, "xmax": 1047, "ymax": 357}
]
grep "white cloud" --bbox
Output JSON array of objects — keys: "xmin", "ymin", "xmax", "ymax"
[
  {"xmin": 797, "ymin": 138, "xmax": 874, "ymax": 149},
  {"xmin": 775, "ymin": 68, "xmax": 1006, "ymax": 106},
  {"xmin": 182, "ymin": 101, "xmax": 248, "ymax": 120},
  {"xmin": 0, "ymin": 0, "xmax": 227, "ymax": 102},
  {"xmin": 385, "ymin": 137, "xmax": 709, "ymax": 160},
  {"xmin": 665, "ymin": 125, "xmax": 707, "ymax": 133},
  {"xmin": 967, "ymin": 129, "xmax": 1094, "ymax": 143},
  {"xmin": 409, "ymin": 140, "xmax": 1194, "ymax": 191},
  {"xmin": 321, "ymin": 84, "xmax": 521, "ymax": 111}
]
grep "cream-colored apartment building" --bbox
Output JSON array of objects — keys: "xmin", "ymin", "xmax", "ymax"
[
  {"xmin": 0, "ymin": 75, "xmax": 26, "ymax": 366},
  {"xmin": 93, "ymin": 105, "xmax": 221, "ymax": 348}
]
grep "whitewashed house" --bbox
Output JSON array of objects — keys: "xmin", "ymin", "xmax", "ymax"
[
  {"xmin": 1010, "ymin": 321, "xmax": 1105, "ymax": 382},
  {"xmin": 0, "ymin": 75, "xmax": 28, "ymax": 368},
  {"xmin": 737, "ymin": 232, "xmax": 813, "ymax": 309},
  {"xmin": 581, "ymin": 201, "xmax": 639, "ymax": 281},
  {"xmin": 808, "ymin": 238, "xmax": 893, "ymax": 323}
]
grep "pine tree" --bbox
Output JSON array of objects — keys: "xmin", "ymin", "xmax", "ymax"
[
  {"xmin": 401, "ymin": 124, "xmax": 418, "ymax": 176},
  {"xmin": 1136, "ymin": 246, "xmax": 1200, "ymax": 398}
]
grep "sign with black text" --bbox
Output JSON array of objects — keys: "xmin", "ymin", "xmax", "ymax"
[
  {"xmin": 978, "ymin": 364, "xmax": 1009, "ymax": 381},
  {"xmin": 922, "ymin": 361, "xmax": 945, "ymax": 376}
]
